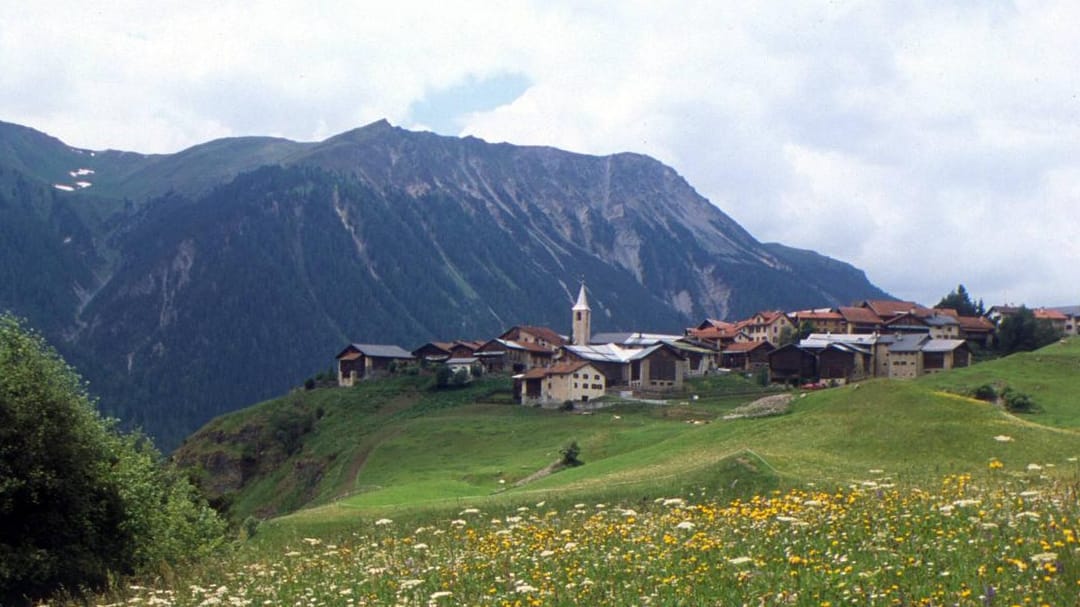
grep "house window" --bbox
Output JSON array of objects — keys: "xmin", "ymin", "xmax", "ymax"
[
  {"xmin": 594, "ymin": 374, "xmax": 600, "ymax": 380},
  {"xmin": 574, "ymin": 382, "xmax": 578, "ymax": 388}
]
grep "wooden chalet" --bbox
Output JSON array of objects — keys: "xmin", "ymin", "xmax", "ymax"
[
  {"xmin": 955, "ymin": 315, "xmax": 995, "ymax": 347},
  {"xmin": 336, "ymin": 343, "xmax": 414, "ymax": 386},
  {"xmin": 721, "ymin": 340, "xmax": 774, "ymax": 371},
  {"xmin": 767, "ymin": 344, "xmax": 817, "ymax": 385},
  {"xmin": 412, "ymin": 340, "xmax": 485, "ymax": 363},
  {"xmin": 476, "ymin": 337, "xmax": 555, "ymax": 373}
]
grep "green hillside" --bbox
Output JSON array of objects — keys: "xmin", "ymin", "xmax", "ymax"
[
  {"xmin": 176, "ymin": 340, "xmax": 1080, "ymax": 535},
  {"xmin": 120, "ymin": 342, "xmax": 1080, "ymax": 607},
  {"xmin": 919, "ymin": 336, "xmax": 1080, "ymax": 428}
]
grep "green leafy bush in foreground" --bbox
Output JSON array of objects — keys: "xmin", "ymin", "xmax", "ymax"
[{"xmin": 0, "ymin": 314, "xmax": 226, "ymax": 605}]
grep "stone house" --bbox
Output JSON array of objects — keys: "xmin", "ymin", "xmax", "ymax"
[{"xmin": 514, "ymin": 361, "xmax": 606, "ymax": 407}]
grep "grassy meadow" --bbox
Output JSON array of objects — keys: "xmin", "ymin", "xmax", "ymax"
[{"xmin": 103, "ymin": 341, "xmax": 1080, "ymax": 605}]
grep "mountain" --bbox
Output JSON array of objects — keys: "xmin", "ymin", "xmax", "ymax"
[{"xmin": 0, "ymin": 119, "xmax": 889, "ymax": 450}]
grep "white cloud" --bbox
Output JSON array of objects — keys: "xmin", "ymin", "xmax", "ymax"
[{"xmin": 2, "ymin": 1, "xmax": 1079, "ymax": 307}]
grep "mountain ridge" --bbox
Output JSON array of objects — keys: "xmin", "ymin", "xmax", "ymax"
[{"xmin": 0, "ymin": 119, "xmax": 890, "ymax": 449}]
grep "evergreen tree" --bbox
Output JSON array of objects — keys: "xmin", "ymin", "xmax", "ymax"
[{"xmin": 935, "ymin": 284, "xmax": 985, "ymax": 316}]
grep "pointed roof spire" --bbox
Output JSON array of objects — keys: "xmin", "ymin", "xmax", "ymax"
[{"xmin": 573, "ymin": 281, "xmax": 590, "ymax": 311}]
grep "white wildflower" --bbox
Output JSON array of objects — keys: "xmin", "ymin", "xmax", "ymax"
[{"xmin": 1030, "ymin": 552, "xmax": 1058, "ymax": 564}]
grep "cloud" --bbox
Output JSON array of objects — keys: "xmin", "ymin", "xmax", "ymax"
[{"xmin": 2, "ymin": 1, "xmax": 1079, "ymax": 307}]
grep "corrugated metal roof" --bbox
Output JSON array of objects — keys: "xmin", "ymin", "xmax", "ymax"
[
  {"xmin": 887, "ymin": 335, "xmax": 929, "ymax": 353},
  {"xmin": 922, "ymin": 339, "xmax": 968, "ymax": 353},
  {"xmin": 347, "ymin": 343, "xmax": 414, "ymax": 359}
]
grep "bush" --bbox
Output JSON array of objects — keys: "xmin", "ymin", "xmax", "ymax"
[
  {"xmin": 0, "ymin": 314, "xmax": 226, "ymax": 604},
  {"xmin": 435, "ymin": 365, "xmax": 453, "ymax": 388},
  {"xmin": 451, "ymin": 368, "xmax": 470, "ymax": 387},
  {"xmin": 1002, "ymin": 388, "xmax": 1036, "ymax": 413},
  {"xmin": 971, "ymin": 383, "xmax": 998, "ymax": 403},
  {"xmin": 560, "ymin": 441, "xmax": 583, "ymax": 467}
]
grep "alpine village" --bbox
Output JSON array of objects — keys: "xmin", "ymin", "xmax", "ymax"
[
  {"xmin": 4, "ymin": 115, "xmax": 1080, "ymax": 606},
  {"xmin": 337, "ymin": 283, "xmax": 1074, "ymax": 406}
]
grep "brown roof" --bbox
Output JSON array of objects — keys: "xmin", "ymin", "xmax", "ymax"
[
  {"xmin": 861, "ymin": 300, "xmax": 932, "ymax": 318},
  {"xmin": 687, "ymin": 325, "xmax": 744, "ymax": 340},
  {"xmin": 519, "ymin": 361, "xmax": 590, "ymax": 379},
  {"xmin": 723, "ymin": 341, "xmax": 773, "ymax": 353},
  {"xmin": 837, "ymin": 306, "xmax": 883, "ymax": 325},
  {"xmin": 956, "ymin": 316, "xmax": 994, "ymax": 331},
  {"xmin": 934, "ymin": 308, "xmax": 960, "ymax": 317},
  {"xmin": 501, "ymin": 325, "xmax": 566, "ymax": 348},
  {"xmin": 791, "ymin": 310, "xmax": 843, "ymax": 321},
  {"xmin": 884, "ymin": 313, "xmax": 928, "ymax": 327}
]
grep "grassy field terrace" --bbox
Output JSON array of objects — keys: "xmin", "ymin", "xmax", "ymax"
[{"xmin": 110, "ymin": 339, "xmax": 1080, "ymax": 605}]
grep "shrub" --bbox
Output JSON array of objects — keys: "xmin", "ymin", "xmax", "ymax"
[
  {"xmin": 1002, "ymin": 388, "xmax": 1036, "ymax": 413},
  {"xmin": 451, "ymin": 368, "xmax": 470, "ymax": 387},
  {"xmin": 434, "ymin": 365, "xmax": 453, "ymax": 388},
  {"xmin": 971, "ymin": 383, "xmax": 998, "ymax": 403},
  {"xmin": 559, "ymin": 441, "xmax": 583, "ymax": 467},
  {"xmin": 0, "ymin": 314, "xmax": 226, "ymax": 604}
]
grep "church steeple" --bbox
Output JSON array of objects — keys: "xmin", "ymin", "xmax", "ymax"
[{"xmin": 572, "ymin": 282, "xmax": 591, "ymax": 346}]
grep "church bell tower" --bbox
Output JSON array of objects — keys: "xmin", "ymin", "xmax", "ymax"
[{"xmin": 572, "ymin": 282, "xmax": 591, "ymax": 346}]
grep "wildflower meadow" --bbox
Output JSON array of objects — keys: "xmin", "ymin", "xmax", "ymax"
[{"xmin": 107, "ymin": 467, "xmax": 1080, "ymax": 606}]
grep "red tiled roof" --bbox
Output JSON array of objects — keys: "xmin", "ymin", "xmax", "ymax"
[
  {"xmin": 723, "ymin": 341, "xmax": 772, "ymax": 353},
  {"xmin": 687, "ymin": 326, "xmax": 743, "ymax": 340},
  {"xmin": 1034, "ymin": 308, "xmax": 1068, "ymax": 321},
  {"xmin": 837, "ymin": 306, "xmax": 883, "ymax": 324}
]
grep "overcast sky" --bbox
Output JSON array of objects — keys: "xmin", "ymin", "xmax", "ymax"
[{"xmin": 3, "ymin": 1, "xmax": 1077, "ymax": 308}]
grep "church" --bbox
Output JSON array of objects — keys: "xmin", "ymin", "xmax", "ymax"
[{"xmin": 513, "ymin": 283, "xmax": 693, "ymax": 406}]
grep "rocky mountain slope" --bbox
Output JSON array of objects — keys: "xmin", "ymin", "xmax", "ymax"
[{"xmin": 0, "ymin": 119, "xmax": 888, "ymax": 449}]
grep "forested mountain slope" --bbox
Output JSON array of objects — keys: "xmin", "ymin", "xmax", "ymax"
[{"xmin": 0, "ymin": 119, "xmax": 889, "ymax": 449}]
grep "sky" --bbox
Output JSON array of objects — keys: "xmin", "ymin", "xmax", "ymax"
[{"xmin": 3, "ymin": 1, "xmax": 1078, "ymax": 308}]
